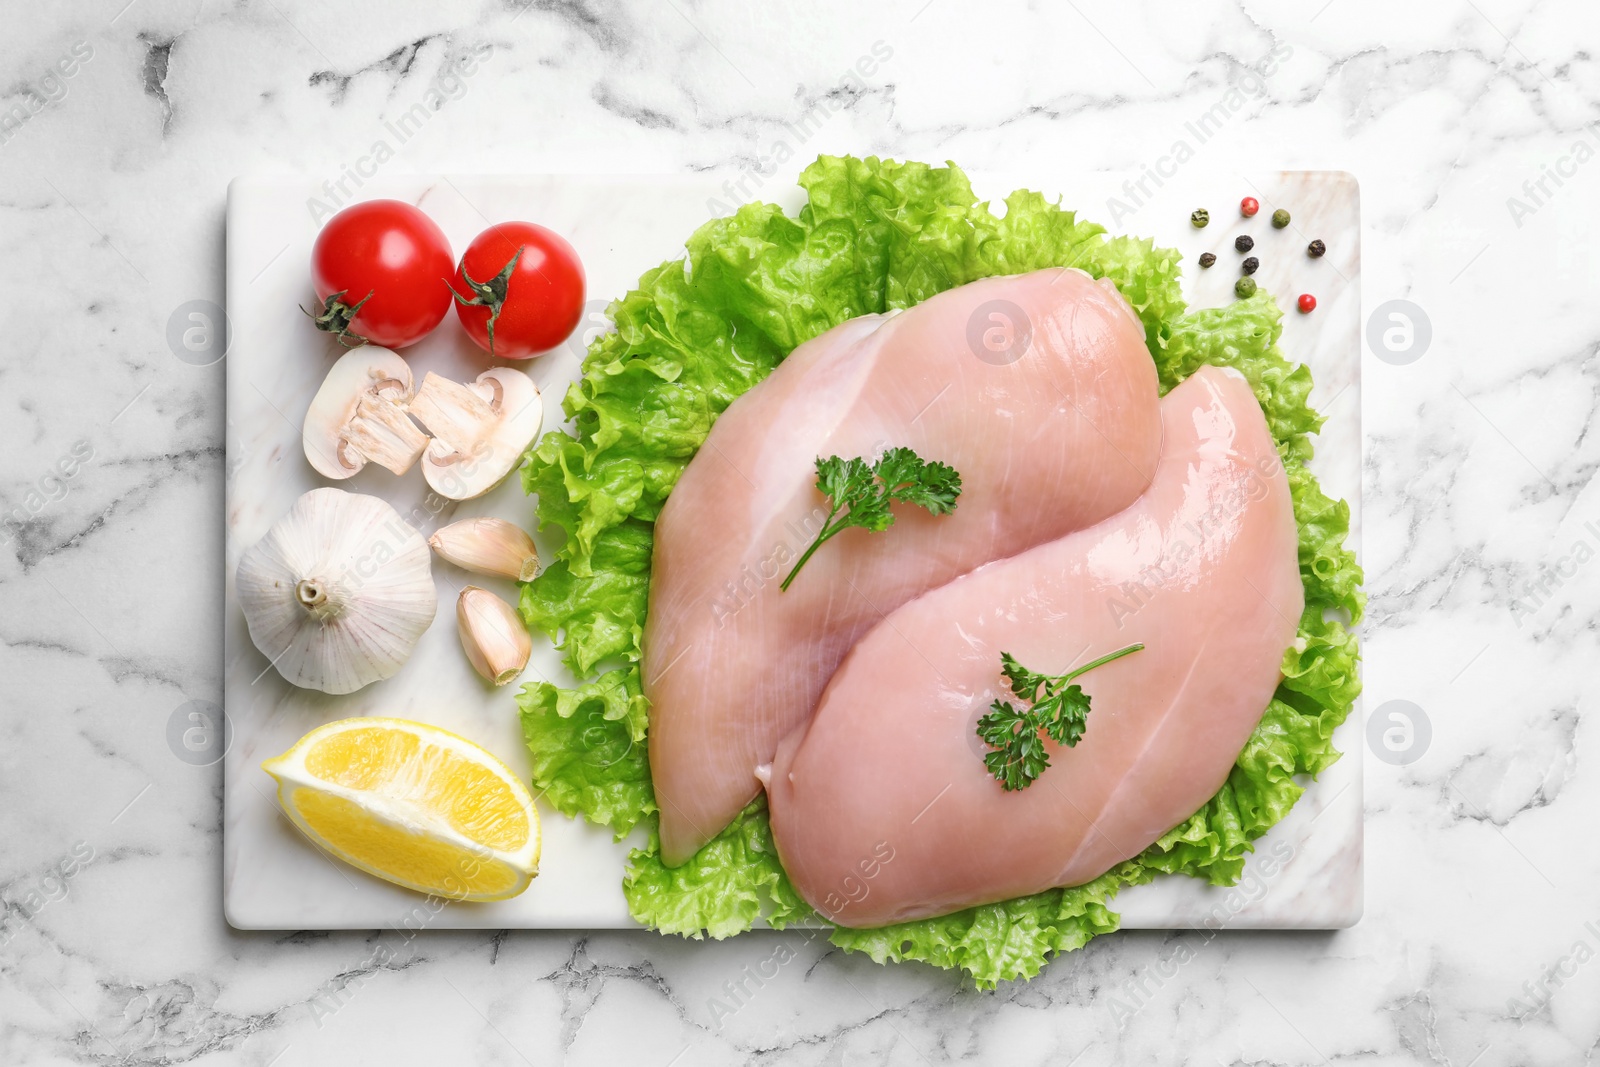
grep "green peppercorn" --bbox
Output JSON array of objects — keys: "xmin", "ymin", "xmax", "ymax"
[
  {"xmin": 1190, "ymin": 208, "xmax": 1210, "ymax": 228},
  {"xmin": 1198, "ymin": 252, "xmax": 1217, "ymax": 268},
  {"xmin": 1234, "ymin": 234, "xmax": 1254, "ymax": 253},
  {"xmin": 1235, "ymin": 276, "xmax": 1257, "ymax": 299},
  {"xmin": 1271, "ymin": 208, "xmax": 1290, "ymax": 229},
  {"xmin": 1242, "ymin": 256, "xmax": 1259, "ymax": 275},
  {"xmin": 1308, "ymin": 239, "xmax": 1326, "ymax": 258}
]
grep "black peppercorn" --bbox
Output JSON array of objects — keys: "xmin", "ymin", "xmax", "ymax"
[
  {"xmin": 1234, "ymin": 234, "xmax": 1254, "ymax": 253},
  {"xmin": 1235, "ymin": 276, "xmax": 1257, "ymax": 299},
  {"xmin": 1241, "ymin": 256, "xmax": 1259, "ymax": 275},
  {"xmin": 1198, "ymin": 252, "xmax": 1217, "ymax": 268},
  {"xmin": 1271, "ymin": 208, "xmax": 1290, "ymax": 229},
  {"xmin": 1191, "ymin": 208, "xmax": 1210, "ymax": 228},
  {"xmin": 1308, "ymin": 239, "xmax": 1326, "ymax": 258}
]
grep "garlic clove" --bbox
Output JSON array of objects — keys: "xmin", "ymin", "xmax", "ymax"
[
  {"xmin": 411, "ymin": 368, "xmax": 542, "ymax": 500},
  {"xmin": 456, "ymin": 587, "xmax": 532, "ymax": 686},
  {"xmin": 235, "ymin": 488, "xmax": 437, "ymax": 694},
  {"xmin": 429, "ymin": 518, "xmax": 539, "ymax": 581}
]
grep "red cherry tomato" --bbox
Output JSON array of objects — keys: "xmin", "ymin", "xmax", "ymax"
[
  {"xmin": 451, "ymin": 222, "xmax": 585, "ymax": 359},
  {"xmin": 1297, "ymin": 293, "xmax": 1317, "ymax": 314},
  {"xmin": 308, "ymin": 200, "xmax": 454, "ymax": 349}
]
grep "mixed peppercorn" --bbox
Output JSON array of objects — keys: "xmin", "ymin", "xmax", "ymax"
[{"xmin": 1187, "ymin": 195, "xmax": 1325, "ymax": 312}]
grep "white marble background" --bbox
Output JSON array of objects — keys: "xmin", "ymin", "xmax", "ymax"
[{"xmin": 1, "ymin": 1, "xmax": 1595, "ymax": 1063}]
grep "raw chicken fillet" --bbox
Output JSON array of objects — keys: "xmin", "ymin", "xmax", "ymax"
[
  {"xmin": 765, "ymin": 366, "xmax": 1303, "ymax": 926},
  {"xmin": 644, "ymin": 269, "xmax": 1163, "ymax": 865}
]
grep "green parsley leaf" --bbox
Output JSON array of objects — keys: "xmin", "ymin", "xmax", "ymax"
[
  {"xmin": 976, "ymin": 643, "xmax": 1144, "ymax": 791},
  {"xmin": 1036, "ymin": 682, "xmax": 1093, "ymax": 748},
  {"xmin": 780, "ymin": 446, "xmax": 962, "ymax": 591},
  {"xmin": 978, "ymin": 700, "xmax": 1050, "ymax": 791},
  {"xmin": 875, "ymin": 446, "xmax": 962, "ymax": 515}
]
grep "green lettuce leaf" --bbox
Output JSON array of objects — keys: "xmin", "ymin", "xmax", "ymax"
[
  {"xmin": 623, "ymin": 799, "xmax": 810, "ymax": 938},
  {"xmin": 827, "ymin": 862, "xmax": 1141, "ymax": 983},
  {"xmin": 516, "ymin": 154, "xmax": 1362, "ymax": 989},
  {"xmin": 519, "ymin": 520, "xmax": 652, "ymax": 677},
  {"xmin": 515, "ymin": 667, "xmax": 653, "ymax": 839}
]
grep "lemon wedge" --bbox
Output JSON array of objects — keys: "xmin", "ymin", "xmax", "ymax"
[{"xmin": 262, "ymin": 717, "xmax": 539, "ymax": 902}]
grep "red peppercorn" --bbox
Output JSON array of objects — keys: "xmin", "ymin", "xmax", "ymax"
[
  {"xmin": 1240, "ymin": 197, "xmax": 1260, "ymax": 218},
  {"xmin": 1297, "ymin": 293, "xmax": 1317, "ymax": 314}
]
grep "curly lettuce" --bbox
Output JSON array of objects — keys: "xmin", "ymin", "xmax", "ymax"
[
  {"xmin": 515, "ymin": 155, "xmax": 1363, "ymax": 988},
  {"xmin": 517, "ymin": 666, "xmax": 652, "ymax": 839},
  {"xmin": 621, "ymin": 798, "xmax": 810, "ymax": 938}
]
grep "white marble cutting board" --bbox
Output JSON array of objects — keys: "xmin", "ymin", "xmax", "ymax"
[{"xmin": 223, "ymin": 170, "xmax": 1360, "ymax": 932}]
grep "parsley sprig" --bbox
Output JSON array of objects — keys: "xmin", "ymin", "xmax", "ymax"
[
  {"xmin": 780, "ymin": 446, "xmax": 962, "ymax": 591},
  {"xmin": 976, "ymin": 644, "xmax": 1145, "ymax": 791}
]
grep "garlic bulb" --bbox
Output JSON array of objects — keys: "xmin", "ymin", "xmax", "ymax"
[
  {"xmin": 456, "ymin": 587, "xmax": 531, "ymax": 686},
  {"xmin": 236, "ymin": 488, "xmax": 437, "ymax": 694},
  {"xmin": 429, "ymin": 518, "xmax": 539, "ymax": 581}
]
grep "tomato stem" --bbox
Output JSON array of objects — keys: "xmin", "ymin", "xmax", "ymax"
[
  {"xmin": 447, "ymin": 246, "xmax": 524, "ymax": 357},
  {"xmin": 302, "ymin": 289, "xmax": 374, "ymax": 348}
]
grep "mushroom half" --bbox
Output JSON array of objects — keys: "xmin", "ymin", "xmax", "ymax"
[
  {"xmin": 302, "ymin": 346, "xmax": 430, "ymax": 480},
  {"xmin": 409, "ymin": 368, "xmax": 543, "ymax": 500}
]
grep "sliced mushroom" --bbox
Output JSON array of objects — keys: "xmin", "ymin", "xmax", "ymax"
[
  {"xmin": 302, "ymin": 346, "xmax": 430, "ymax": 479},
  {"xmin": 409, "ymin": 368, "xmax": 543, "ymax": 500}
]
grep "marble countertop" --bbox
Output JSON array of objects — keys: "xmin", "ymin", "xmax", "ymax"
[{"xmin": 1, "ymin": 1, "xmax": 1595, "ymax": 1064}]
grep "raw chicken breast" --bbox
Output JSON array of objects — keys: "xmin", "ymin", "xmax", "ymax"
[
  {"xmin": 765, "ymin": 366, "xmax": 1302, "ymax": 926},
  {"xmin": 645, "ymin": 269, "xmax": 1162, "ymax": 865}
]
